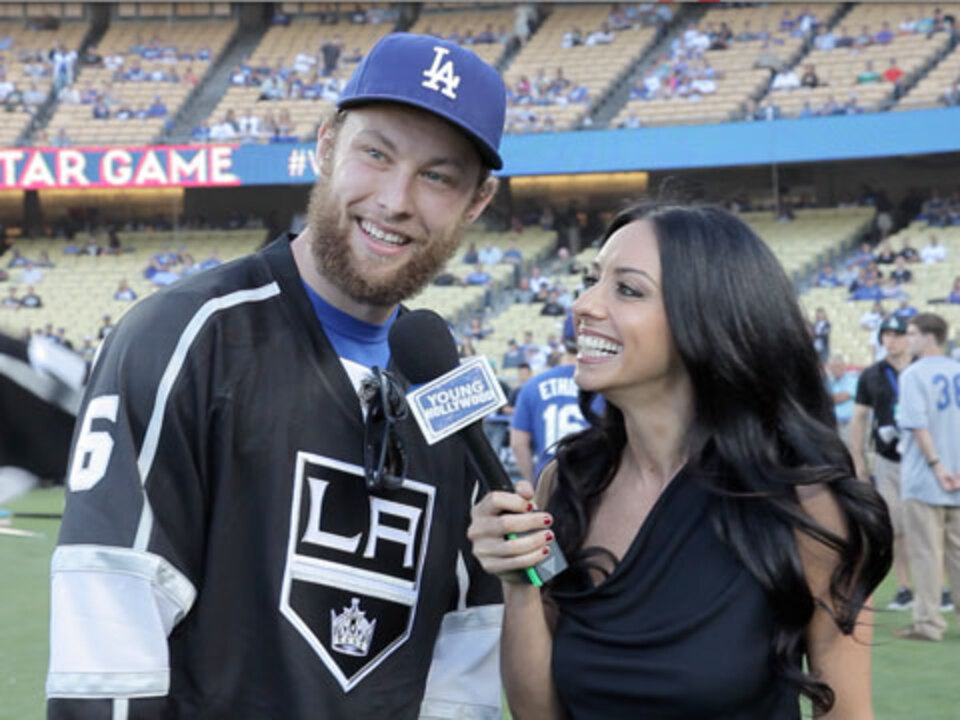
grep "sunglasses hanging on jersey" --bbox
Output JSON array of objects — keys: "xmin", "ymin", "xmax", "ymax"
[{"xmin": 361, "ymin": 366, "xmax": 409, "ymax": 492}]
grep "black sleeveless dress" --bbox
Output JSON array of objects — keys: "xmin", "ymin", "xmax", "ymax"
[{"xmin": 551, "ymin": 468, "xmax": 801, "ymax": 719}]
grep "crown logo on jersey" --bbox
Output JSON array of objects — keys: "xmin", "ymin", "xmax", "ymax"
[
  {"xmin": 421, "ymin": 46, "xmax": 460, "ymax": 99},
  {"xmin": 330, "ymin": 597, "xmax": 377, "ymax": 657}
]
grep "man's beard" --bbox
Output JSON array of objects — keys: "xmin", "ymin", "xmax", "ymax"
[{"xmin": 306, "ymin": 172, "xmax": 468, "ymax": 308}]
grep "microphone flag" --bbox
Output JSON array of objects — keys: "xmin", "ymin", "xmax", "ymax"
[{"xmin": 406, "ymin": 356, "xmax": 506, "ymax": 445}]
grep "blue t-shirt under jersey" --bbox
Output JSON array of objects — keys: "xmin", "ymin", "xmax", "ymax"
[{"xmin": 302, "ymin": 282, "xmax": 397, "ymax": 371}]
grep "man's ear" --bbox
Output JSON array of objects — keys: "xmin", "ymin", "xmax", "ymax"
[
  {"xmin": 314, "ymin": 120, "xmax": 337, "ymax": 175},
  {"xmin": 465, "ymin": 176, "xmax": 499, "ymax": 224}
]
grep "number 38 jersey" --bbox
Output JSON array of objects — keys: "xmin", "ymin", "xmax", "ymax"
[
  {"xmin": 897, "ymin": 354, "xmax": 960, "ymax": 506},
  {"xmin": 511, "ymin": 363, "xmax": 587, "ymax": 482},
  {"xmin": 47, "ymin": 236, "xmax": 499, "ymax": 719}
]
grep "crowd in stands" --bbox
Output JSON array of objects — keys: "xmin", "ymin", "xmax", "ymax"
[
  {"xmin": 757, "ymin": 8, "xmax": 957, "ymax": 121},
  {"xmin": 627, "ymin": 6, "xmax": 823, "ymax": 109},
  {"xmin": 10, "ymin": 316, "xmax": 88, "ymax": 356},
  {"xmin": 2, "ymin": 284, "xmax": 43, "ymax": 311},
  {"xmin": 629, "ymin": 49, "xmax": 723, "ymax": 104},
  {"xmin": 465, "ymin": 266, "xmax": 582, "ymax": 375},
  {"xmin": 559, "ymin": 1, "xmax": 670, "ymax": 53},
  {"xmin": 812, "ymin": 12, "xmax": 954, "ymax": 55},
  {"xmin": 942, "ymin": 78, "xmax": 960, "ymax": 106},
  {"xmin": 46, "ymin": 34, "xmax": 212, "ymax": 130},
  {"xmin": 760, "ymin": 55, "xmax": 907, "ymax": 119},
  {"xmin": 192, "ymin": 4, "xmax": 403, "ymax": 143},
  {"xmin": 917, "ymin": 192, "xmax": 960, "ymax": 226},
  {"xmin": 4, "ymin": 233, "xmax": 224, "ymax": 286},
  {"xmin": 505, "ymin": 66, "xmax": 591, "ymax": 133},
  {"xmin": 8, "ymin": 2, "xmax": 955, "ymax": 149},
  {"xmin": 195, "ymin": 106, "xmax": 301, "ymax": 143},
  {"xmin": 142, "ymin": 247, "xmax": 222, "ymax": 287},
  {"xmin": 814, "ymin": 231, "xmax": 957, "ymax": 306},
  {"xmin": 758, "ymin": 55, "xmax": 909, "ymax": 120},
  {"xmin": 192, "ymin": 36, "xmax": 357, "ymax": 143},
  {"xmin": 506, "ymin": 3, "xmax": 672, "ymax": 134},
  {"xmin": 1, "ymin": 245, "xmax": 52, "ymax": 313},
  {"xmin": 607, "ymin": 2, "xmax": 673, "ymax": 31},
  {"xmin": 0, "ymin": 37, "xmax": 80, "ymax": 115},
  {"xmin": 422, "ymin": 22, "xmax": 512, "ymax": 48},
  {"xmin": 272, "ymin": 5, "xmax": 399, "ymax": 29}
]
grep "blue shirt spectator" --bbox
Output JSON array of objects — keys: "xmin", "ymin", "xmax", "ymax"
[
  {"xmin": 192, "ymin": 122, "xmax": 210, "ymax": 141},
  {"xmin": 198, "ymin": 254, "xmax": 222, "ymax": 271},
  {"xmin": 503, "ymin": 245, "xmax": 523, "ymax": 264},
  {"xmin": 114, "ymin": 280, "xmax": 137, "ymax": 301},
  {"xmin": 948, "ymin": 276, "xmax": 960, "ymax": 303},
  {"xmin": 816, "ymin": 265, "xmax": 844, "ymax": 288},
  {"xmin": 502, "ymin": 339, "xmax": 525, "ymax": 369},
  {"xmin": 6, "ymin": 249, "xmax": 29, "ymax": 268},
  {"xmin": 874, "ymin": 22, "xmax": 894, "ymax": 44},
  {"xmin": 825, "ymin": 356, "xmax": 858, "ymax": 426},
  {"xmin": 465, "ymin": 264, "xmax": 491, "ymax": 286},
  {"xmin": 146, "ymin": 96, "xmax": 167, "ymax": 117},
  {"xmin": 893, "ymin": 300, "xmax": 918, "ymax": 319},
  {"xmin": 850, "ymin": 282, "xmax": 884, "ymax": 301},
  {"xmin": 847, "ymin": 242, "xmax": 876, "ymax": 268}
]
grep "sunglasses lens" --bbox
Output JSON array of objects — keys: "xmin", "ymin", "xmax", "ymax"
[{"xmin": 363, "ymin": 368, "xmax": 408, "ymax": 490}]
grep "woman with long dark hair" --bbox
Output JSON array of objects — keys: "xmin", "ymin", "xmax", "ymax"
[{"xmin": 468, "ymin": 203, "xmax": 892, "ymax": 718}]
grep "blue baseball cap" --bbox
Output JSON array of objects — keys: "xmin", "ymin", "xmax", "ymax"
[
  {"xmin": 337, "ymin": 33, "xmax": 506, "ymax": 170},
  {"xmin": 879, "ymin": 314, "xmax": 908, "ymax": 338}
]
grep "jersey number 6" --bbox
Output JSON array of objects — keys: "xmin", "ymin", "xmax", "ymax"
[{"xmin": 68, "ymin": 394, "xmax": 120, "ymax": 491}]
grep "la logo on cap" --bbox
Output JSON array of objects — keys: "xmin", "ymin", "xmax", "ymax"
[{"xmin": 421, "ymin": 46, "xmax": 461, "ymax": 99}]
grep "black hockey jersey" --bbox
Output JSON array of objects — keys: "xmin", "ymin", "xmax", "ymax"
[{"xmin": 47, "ymin": 237, "xmax": 499, "ymax": 719}]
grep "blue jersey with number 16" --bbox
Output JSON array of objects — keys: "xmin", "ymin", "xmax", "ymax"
[{"xmin": 511, "ymin": 364, "xmax": 587, "ymax": 481}]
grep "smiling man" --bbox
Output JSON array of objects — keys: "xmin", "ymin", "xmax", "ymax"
[{"xmin": 47, "ymin": 34, "xmax": 506, "ymax": 720}]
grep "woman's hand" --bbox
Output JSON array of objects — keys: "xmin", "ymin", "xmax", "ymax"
[{"xmin": 468, "ymin": 480, "xmax": 555, "ymax": 584}]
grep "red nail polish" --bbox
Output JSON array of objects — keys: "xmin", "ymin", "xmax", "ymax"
[
  {"xmin": 542, "ymin": 546, "xmax": 550, "ymax": 555},
  {"xmin": 544, "ymin": 516, "xmax": 552, "ymax": 526},
  {"xmin": 545, "ymin": 532, "xmax": 554, "ymax": 542},
  {"xmin": 526, "ymin": 503, "xmax": 534, "ymax": 512}
]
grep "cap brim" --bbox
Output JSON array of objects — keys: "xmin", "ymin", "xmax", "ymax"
[{"xmin": 337, "ymin": 94, "xmax": 503, "ymax": 170}]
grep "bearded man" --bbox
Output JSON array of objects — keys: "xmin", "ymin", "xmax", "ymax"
[{"xmin": 47, "ymin": 34, "xmax": 506, "ymax": 720}]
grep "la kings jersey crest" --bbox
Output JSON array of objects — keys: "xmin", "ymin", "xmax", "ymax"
[{"xmin": 280, "ymin": 451, "xmax": 435, "ymax": 691}]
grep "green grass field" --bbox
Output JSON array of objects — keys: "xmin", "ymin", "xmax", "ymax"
[{"xmin": 2, "ymin": 487, "xmax": 958, "ymax": 720}]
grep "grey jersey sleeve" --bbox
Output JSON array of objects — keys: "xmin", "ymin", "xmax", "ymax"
[{"xmin": 898, "ymin": 366, "xmax": 929, "ymax": 430}]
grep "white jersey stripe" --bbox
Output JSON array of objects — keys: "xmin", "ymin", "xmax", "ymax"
[
  {"xmin": 455, "ymin": 551, "xmax": 469, "ymax": 611},
  {"xmin": 51, "ymin": 544, "xmax": 197, "ymax": 613},
  {"xmin": 133, "ymin": 282, "xmax": 280, "ymax": 551},
  {"xmin": 47, "ymin": 545, "xmax": 195, "ymax": 700},
  {"xmin": 113, "ymin": 698, "xmax": 128, "ymax": 720}
]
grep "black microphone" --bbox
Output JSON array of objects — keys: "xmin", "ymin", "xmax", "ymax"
[
  {"xmin": 389, "ymin": 309, "xmax": 513, "ymax": 494},
  {"xmin": 389, "ymin": 309, "xmax": 566, "ymax": 585}
]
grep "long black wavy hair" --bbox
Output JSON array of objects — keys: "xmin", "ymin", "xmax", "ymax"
[{"xmin": 548, "ymin": 203, "xmax": 893, "ymax": 712}]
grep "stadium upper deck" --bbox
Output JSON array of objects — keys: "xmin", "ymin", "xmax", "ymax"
[{"xmin": 3, "ymin": 1, "xmax": 955, "ymax": 150}]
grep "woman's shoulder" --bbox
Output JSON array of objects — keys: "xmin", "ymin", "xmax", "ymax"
[{"xmin": 795, "ymin": 483, "xmax": 848, "ymax": 597}]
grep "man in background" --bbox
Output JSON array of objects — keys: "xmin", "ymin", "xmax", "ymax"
[
  {"xmin": 895, "ymin": 313, "xmax": 960, "ymax": 641},
  {"xmin": 850, "ymin": 315, "xmax": 914, "ymax": 609},
  {"xmin": 825, "ymin": 353, "xmax": 858, "ymax": 446},
  {"xmin": 511, "ymin": 338, "xmax": 586, "ymax": 485}
]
